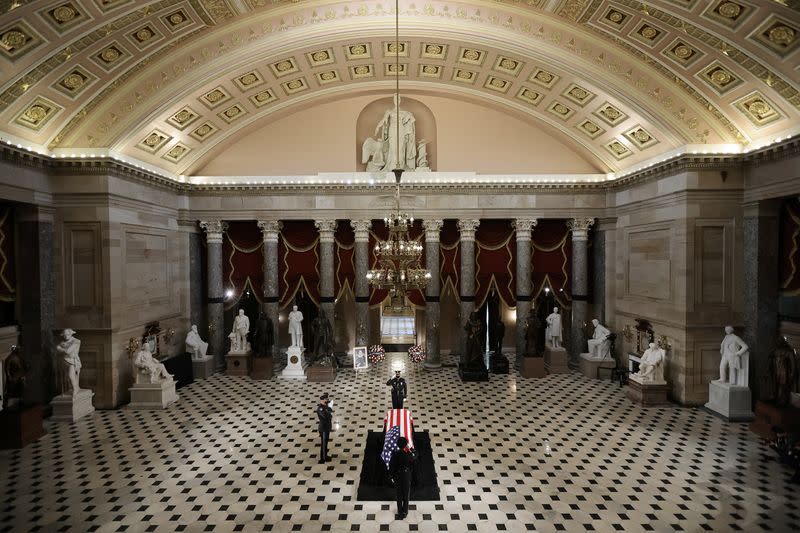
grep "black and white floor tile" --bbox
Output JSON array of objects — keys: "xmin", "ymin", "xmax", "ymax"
[{"xmin": 1, "ymin": 353, "xmax": 797, "ymax": 532}]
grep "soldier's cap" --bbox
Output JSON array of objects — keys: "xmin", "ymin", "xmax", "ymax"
[
  {"xmin": 320, "ymin": 393, "xmax": 329, "ymax": 400},
  {"xmin": 397, "ymin": 436, "xmax": 408, "ymax": 448}
]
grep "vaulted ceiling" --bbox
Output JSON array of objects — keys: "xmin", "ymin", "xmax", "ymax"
[{"xmin": 1, "ymin": 0, "xmax": 798, "ymax": 176}]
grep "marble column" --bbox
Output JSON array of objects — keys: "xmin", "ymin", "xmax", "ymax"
[
  {"xmin": 423, "ymin": 219, "xmax": 443, "ymax": 369},
  {"xmin": 258, "ymin": 220, "xmax": 282, "ymax": 357},
  {"xmin": 742, "ymin": 201, "xmax": 780, "ymax": 402},
  {"xmin": 189, "ymin": 232, "xmax": 204, "ymax": 332},
  {"xmin": 513, "ymin": 218, "xmax": 537, "ymax": 366},
  {"xmin": 458, "ymin": 219, "xmax": 480, "ymax": 359},
  {"xmin": 200, "ymin": 220, "xmax": 227, "ymax": 370},
  {"xmin": 315, "ymin": 220, "xmax": 337, "ymax": 324},
  {"xmin": 567, "ymin": 217, "xmax": 594, "ymax": 368},
  {"xmin": 17, "ymin": 206, "xmax": 55, "ymax": 405},
  {"xmin": 351, "ymin": 220, "xmax": 371, "ymax": 347}
]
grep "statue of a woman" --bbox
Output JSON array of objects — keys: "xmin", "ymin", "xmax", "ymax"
[{"xmin": 374, "ymin": 95, "xmax": 417, "ymax": 171}]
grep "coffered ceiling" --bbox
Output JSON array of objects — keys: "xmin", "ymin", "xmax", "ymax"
[{"xmin": 0, "ymin": 0, "xmax": 798, "ymax": 175}]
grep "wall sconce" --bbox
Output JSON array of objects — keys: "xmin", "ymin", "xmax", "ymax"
[
  {"xmin": 126, "ymin": 337, "xmax": 140, "ymax": 357},
  {"xmin": 162, "ymin": 328, "xmax": 175, "ymax": 344},
  {"xmin": 208, "ymin": 323, "xmax": 216, "ymax": 334},
  {"xmin": 657, "ymin": 335, "xmax": 672, "ymax": 351},
  {"xmin": 622, "ymin": 325, "xmax": 634, "ymax": 342}
]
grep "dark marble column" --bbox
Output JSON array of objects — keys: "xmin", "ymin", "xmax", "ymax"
[
  {"xmin": 258, "ymin": 220, "xmax": 282, "ymax": 357},
  {"xmin": 189, "ymin": 232, "xmax": 203, "ymax": 332},
  {"xmin": 351, "ymin": 220, "xmax": 371, "ymax": 347},
  {"xmin": 17, "ymin": 206, "xmax": 55, "ymax": 405},
  {"xmin": 742, "ymin": 201, "xmax": 780, "ymax": 402},
  {"xmin": 567, "ymin": 217, "xmax": 594, "ymax": 368},
  {"xmin": 513, "ymin": 218, "xmax": 537, "ymax": 365},
  {"xmin": 200, "ymin": 220, "xmax": 227, "ymax": 370},
  {"xmin": 315, "ymin": 220, "xmax": 337, "ymax": 323},
  {"xmin": 458, "ymin": 219, "xmax": 480, "ymax": 358},
  {"xmin": 423, "ymin": 219, "xmax": 443, "ymax": 369}
]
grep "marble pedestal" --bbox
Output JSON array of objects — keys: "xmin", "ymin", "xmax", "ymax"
[
  {"xmin": 578, "ymin": 353, "xmax": 616, "ymax": 379},
  {"xmin": 192, "ymin": 355, "xmax": 215, "ymax": 379},
  {"xmin": 307, "ymin": 364, "xmax": 336, "ymax": 382},
  {"xmin": 50, "ymin": 389, "xmax": 95, "ymax": 422},
  {"xmin": 704, "ymin": 381, "xmax": 754, "ymax": 422},
  {"xmin": 792, "ymin": 392, "xmax": 800, "ymax": 408},
  {"xmin": 626, "ymin": 376, "xmax": 669, "ymax": 406},
  {"xmin": 225, "ymin": 351, "xmax": 251, "ymax": 376},
  {"xmin": 521, "ymin": 357, "xmax": 546, "ymax": 378},
  {"xmin": 250, "ymin": 356, "xmax": 274, "ymax": 380},
  {"xmin": 129, "ymin": 379, "xmax": 178, "ymax": 409},
  {"xmin": 750, "ymin": 401, "xmax": 800, "ymax": 438},
  {"xmin": 0, "ymin": 405, "xmax": 45, "ymax": 449},
  {"xmin": 544, "ymin": 345, "xmax": 569, "ymax": 375},
  {"xmin": 490, "ymin": 352, "xmax": 509, "ymax": 374},
  {"xmin": 281, "ymin": 346, "xmax": 307, "ymax": 380},
  {"xmin": 458, "ymin": 364, "xmax": 489, "ymax": 382}
]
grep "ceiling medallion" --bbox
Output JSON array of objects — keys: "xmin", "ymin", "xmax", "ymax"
[{"xmin": 718, "ymin": 2, "xmax": 741, "ymax": 18}]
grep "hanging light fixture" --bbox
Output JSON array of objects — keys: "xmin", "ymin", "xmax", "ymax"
[{"xmin": 366, "ymin": 0, "xmax": 431, "ymax": 312}]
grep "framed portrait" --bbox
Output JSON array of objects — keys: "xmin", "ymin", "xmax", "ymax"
[{"xmin": 353, "ymin": 346, "xmax": 368, "ymax": 370}]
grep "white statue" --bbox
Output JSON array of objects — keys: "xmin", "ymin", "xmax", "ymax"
[
  {"xmin": 134, "ymin": 344, "xmax": 172, "ymax": 383},
  {"xmin": 586, "ymin": 319, "xmax": 612, "ymax": 360},
  {"xmin": 632, "ymin": 342, "xmax": 665, "ymax": 383},
  {"xmin": 231, "ymin": 310, "xmax": 250, "ymax": 353},
  {"xmin": 416, "ymin": 139, "xmax": 430, "ymax": 171},
  {"xmin": 185, "ymin": 325, "xmax": 208, "ymax": 360},
  {"xmin": 717, "ymin": 326, "xmax": 749, "ymax": 387},
  {"xmin": 361, "ymin": 137, "xmax": 385, "ymax": 172},
  {"xmin": 545, "ymin": 307, "xmax": 562, "ymax": 349},
  {"xmin": 374, "ymin": 94, "xmax": 417, "ymax": 171},
  {"xmin": 55, "ymin": 328, "xmax": 82, "ymax": 395},
  {"xmin": 288, "ymin": 305, "xmax": 304, "ymax": 348}
]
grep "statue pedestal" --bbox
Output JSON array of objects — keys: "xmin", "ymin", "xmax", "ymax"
[
  {"xmin": 280, "ymin": 346, "xmax": 307, "ymax": 380},
  {"xmin": 792, "ymin": 392, "xmax": 800, "ymax": 409},
  {"xmin": 225, "ymin": 351, "xmax": 251, "ymax": 376},
  {"xmin": 307, "ymin": 364, "xmax": 336, "ymax": 382},
  {"xmin": 544, "ymin": 345, "xmax": 569, "ymax": 375},
  {"xmin": 626, "ymin": 376, "xmax": 669, "ymax": 406},
  {"xmin": 521, "ymin": 357, "xmax": 546, "ymax": 378},
  {"xmin": 704, "ymin": 381, "xmax": 754, "ymax": 422},
  {"xmin": 578, "ymin": 353, "xmax": 616, "ymax": 379},
  {"xmin": 50, "ymin": 389, "xmax": 95, "ymax": 422},
  {"xmin": 192, "ymin": 354, "xmax": 215, "ymax": 380},
  {"xmin": 490, "ymin": 352, "xmax": 509, "ymax": 374},
  {"xmin": 129, "ymin": 379, "xmax": 178, "ymax": 409},
  {"xmin": 749, "ymin": 401, "xmax": 800, "ymax": 439},
  {"xmin": 250, "ymin": 356, "xmax": 274, "ymax": 380},
  {"xmin": 0, "ymin": 405, "xmax": 45, "ymax": 449}
]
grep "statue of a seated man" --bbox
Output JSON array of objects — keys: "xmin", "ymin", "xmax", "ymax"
[{"xmin": 134, "ymin": 344, "xmax": 172, "ymax": 384}]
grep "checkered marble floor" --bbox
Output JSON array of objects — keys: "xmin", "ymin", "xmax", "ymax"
[{"xmin": 1, "ymin": 353, "xmax": 797, "ymax": 533}]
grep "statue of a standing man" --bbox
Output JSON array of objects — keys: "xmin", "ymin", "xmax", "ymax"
[
  {"xmin": 56, "ymin": 329, "xmax": 82, "ymax": 395},
  {"xmin": 717, "ymin": 326, "xmax": 749, "ymax": 387},
  {"xmin": 232, "ymin": 310, "xmax": 250, "ymax": 353},
  {"xmin": 288, "ymin": 305, "xmax": 304, "ymax": 349}
]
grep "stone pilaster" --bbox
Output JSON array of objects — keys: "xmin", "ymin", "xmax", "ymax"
[
  {"xmin": 742, "ymin": 201, "xmax": 780, "ymax": 402},
  {"xmin": 567, "ymin": 217, "xmax": 594, "ymax": 368},
  {"xmin": 258, "ymin": 220, "xmax": 282, "ymax": 357},
  {"xmin": 351, "ymin": 220, "xmax": 371, "ymax": 347},
  {"xmin": 315, "ymin": 220, "xmax": 337, "ymax": 323},
  {"xmin": 458, "ymin": 219, "xmax": 480, "ymax": 359},
  {"xmin": 200, "ymin": 220, "xmax": 227, "ymax": 370},
  {"xmin": 513, "ymin": 218, "xmax": 537, "ymax": 365},
  {"xmin": 18, "ymin": 206, "xmax": 55, "ymax": 405},
  {"xmin": 423, "ymin": 219, "xmax": 443, "ymax": 369}
]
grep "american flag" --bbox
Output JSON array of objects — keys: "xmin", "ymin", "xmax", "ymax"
[
  {"xmin": 381, "ymin": 425, "xmax": 401, "ymax": 470},
  {"xmin": 384, "ymin": 408, "xmax": 414, "ymax": 449}
]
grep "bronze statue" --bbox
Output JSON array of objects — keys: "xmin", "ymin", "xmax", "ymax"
[
  {"xmin": 252, "ymin": 312, "xmax": 274, "ymax": 358},
  {"xmin": 3, "ymin": 345, "xmax": 28, "ymax": 410},
  {"xmin": 768, "ymin": 336, "xmax": 798, "ymax": 407},
  {"xmin": 463, "ymin": 311, "xmax": 485, "ymax": 370},
  {"xmin": 493, "ymin": 312, "xmax": 505, "ymax": 356},
  {"xmin": 524, "ymin": 307, "xmax": 541, "ymax": 357},
  {"xmin": 310, "ymin": 310, "xmax": 335, "ymax": 366}
]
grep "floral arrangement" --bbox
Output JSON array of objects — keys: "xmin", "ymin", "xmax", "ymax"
[
  {"xmin": 408, "ymin": 344, "xmax": 426, "ymax": 363},
  {"xmin": 368, "ymin": 345, "xmax": 385, "ymax": 364}
]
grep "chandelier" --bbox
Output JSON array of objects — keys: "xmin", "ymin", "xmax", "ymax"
[{"xmin": 366, "ymin": 0, "xmax": 431, "ymax": 311}]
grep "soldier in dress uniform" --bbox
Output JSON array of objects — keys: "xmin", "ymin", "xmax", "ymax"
[
  {"xmin": 316, "ymin": 393, "xmax": 333, "ymax": 464},
  {"xmin": 389, "ymin": 436, "xmax": 417, "ymax": 519},
  {"xmin": 386, "ymin": 370, "xmax": 407, "ymax": 409}
]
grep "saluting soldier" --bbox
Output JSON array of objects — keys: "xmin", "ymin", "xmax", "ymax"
[
  {"xmin": 389, "ymin": 436, "xmax": 417, "ymax": 519},
  {"xmin": 316, "ymin": 393, "xmax": 333, "ymax": 464},
  {"xmin": 386, "ymin": 370, "xmax": 407, "ymax": 409}
]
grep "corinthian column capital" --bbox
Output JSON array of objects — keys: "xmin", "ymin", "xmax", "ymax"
[
  {"xmin": 567, "ymin": 217, "xmax": 594, "ymax": 240},
  {"xmin": 423, "ymin": 219, "xmax": 443, "ymax": 242},
  {"xmin": 350, "ymin": 220, "xmax": 372, "ymax": 242},
  {"xmin": 257, "ymin": 220, "xmax": 282, "ymax": 243},
  {"xmin": 315, "ymin": 220, "xmax": 337, "ymax": 242},
  {"xmin": 457, "ymin": 219, "xmax": 480, "ymax": 241},
  {"xmin": 199, "ymin": 220, "xmax": 228, "ymax": 244},
  {"xmin": 512, "ymin": 218, "xmax": 538, "ymax": 240}
]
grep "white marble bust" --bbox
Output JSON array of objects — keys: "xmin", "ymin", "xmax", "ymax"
[
  {"xmin": 586, "ymin": 319, "xmax": 612, "ymax": 360},
  {"xmin": 55, "ymin": 328, "xmax": 83, "ymax": 395},
  {"xmin": 631, "ymin": 342, "xmax": 666, "ymax": 384},
  {"xmin": 288, "ymin": 305, "xmax": 304, "ymax": 348},
  {"xmin": 545, "ymin": 307, "xmax": 562, "ymax": 349},
  {"xmin": 716, "ymin": 325, "xmax": 749, "ymax": 387},
  {"xmin": 134, "ymin": 344, "xmax": 172, "ymax": 384},
  {"xmin": 185, "ymin": 325, "xmax": 208, "ymax": 360}
]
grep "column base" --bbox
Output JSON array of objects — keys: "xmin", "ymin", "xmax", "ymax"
[
  {"xmin": 225, "ymin": 351, "xmax": 252, "ymax": 376},
  {"xmin": 50, "ymin": 389, "xmax": 95, "ymax": 422},
  {"xmin": 544, "ymin": 345, "xmax": 569, "ymax": 375},
  {"xmin": 129, "ymin": 380, "xmax": 178, "ymax": 410},
  {"xmin": 578, "ymin": 353, "xmax": 616, "ymax": 380},
  {"xmin": 192, "ymin": 355, "xmax": 216, "ymax": 380},
  {"xmin": 704, "ymin": 381, "xmax": 754, "ymax": 422},
  {"xmin": 424, "ymin": 360, "xmax": 443, "ymax": 370},
  {"xmin": 626, "ymin": 377, "xmax": 669, "ymax": 406}
]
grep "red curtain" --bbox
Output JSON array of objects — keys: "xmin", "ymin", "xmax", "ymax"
[
  {"xmin": 280, "ymin": 220, "xmax": 320, "ymax": 307},
  {"xmin": 780, "ymin": 198, "xmax": 800, "ymax": 296},
  {"xmin": 531, "ymin": 219, "xmax": 572, "ymax": 308},
  {"xmin": 335, "ymin": 220, "xmax": 354, "ymax": 299},
  {"xmin": 439, "ymin": 219, "xmax": 460, "ymax": 299},
  {"xmin": 222, "ymin": 221, "xmax": 263, "ymax": 310},
  {"xmin": 475, "ymin": 219, "xmax": 515, "ymax": 308}
]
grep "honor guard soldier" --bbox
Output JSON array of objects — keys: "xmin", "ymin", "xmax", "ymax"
[
  {"xmin": 389, "ymin": 436, "xmax": 417, "ymax": 519},
  {"xmin": 386, "ymin": 370, "xmax": 407, "ymax": 409},
  {"xmin": 316, "ymin": 393, "xmax": 333, "ymax": 464}
]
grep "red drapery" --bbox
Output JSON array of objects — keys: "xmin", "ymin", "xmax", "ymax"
[
  {"xmin": 475, "ymin": 219, "xmax": 515, "ymax": 308},
  {"xmin": 780, "ymin": 198, "xmax": 800, "ymax": 296},
  {"xmin": 369, "ymin": 219, "xmax": 425, "ymax": 307},
  {"xmin": 531, "ymin": 219, "xmax": 572, "ymax": 308},
  {"xmin": 280, "ymin": 220, "xmax": 320, "ymax": 307},
  {"xmin": 439, "ymin": 219, "xmax": 460, "ymax": 299},
  {"xmin": 335, "ymin": 220, "xmax": 355, "ymax": 299},
  {"xmin": 222, "ymin": 221, "xmax": 263, "ymax": 310}
]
